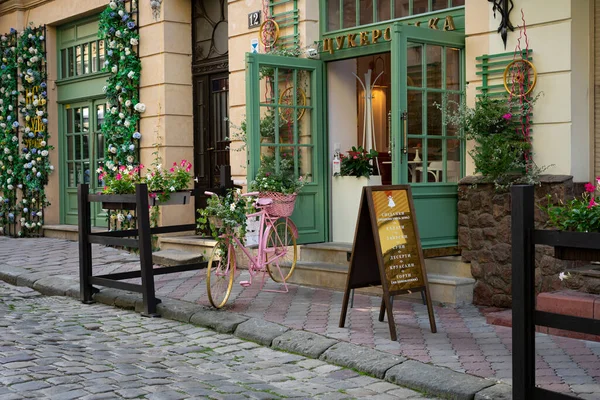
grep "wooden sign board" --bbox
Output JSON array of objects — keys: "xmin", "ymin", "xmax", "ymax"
[{"xmin": 339, "ymin": 185, "xmax": 437, "ymax": 341}]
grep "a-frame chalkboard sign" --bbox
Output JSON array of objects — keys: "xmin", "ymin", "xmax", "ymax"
[{"xmin": 339, "ymin": 185, "xmax": 436, "ymax": 341}]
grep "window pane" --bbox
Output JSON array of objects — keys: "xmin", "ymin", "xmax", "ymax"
[
  {"xmin": 299, "ymin": 146, "xmax": 313, "ymax": 182},
  {"xmin": 446, "ymin": 138, "xmax": 461, "ymax": 182},
  {"xmin": 407, "ymin": 44, "xmax": 423, "ymax": 87},
  {"xmin": 83, "ymin": 134, "xmax": 89, "ymax": 160},
  {"xmin": 83, "ymin": 161, "xmax": 90, "ymax": 184},
  {"xmin": 426, "ymin": 45, "xmax": 442, "ymax": 88},
  {"xmin": 359, "ymin": 0, "xmax": 373, "ymax": 25},
  {"xmin": 76, "ymin": 45, "xmax": 82, "ymax": 75},
  {"xmin": 407, "ymin": 91, "xmax": 423, "ymax": 135},
  {"xmin": 328, "ymin": 0, "xmax": 340, "ymax": 31},
  {"xmin": 446, "ymin": 93, "xmax": 461, "ymax": 136},
  {"xmin": 67, "ymin": 48, "xmax": 74, "ymax": 77},
  {"xmin": 66, "ymin": 108, "xmax": 73, "ymax": 133},
  {"xmin": 75, "ymin": 135, "xmax": 82, "ymax": 160},
  {"xmin": 446, "ymin": 47, "xmax": 460, "ymax": 90},
  {"xmin": 408, "ymin": 138, "xmax": 425, "ymax": 183},
  {"xmin": 342, "ymin": 0, "xmax": 356, "ymax": 28},
  {"xmin": 68, "ymin": 163, "xmax": 75, "ymax": 187},
  {"xmin": 432, "ymin": 0, "xmax": 448, "ymax": 11},
  {"xmin": 378, "ymin": 0, "xmax": 391, "ymax": 21},
  {"xmin": 426, "ymin": 139, "xmax": 443, "ymax": 182},
  {"xmin": 96, "ymin": 104, "xmax": 104, "ymax": 130},
  {"xmin": 91, "ymin": 41, "xmax": 98, "ymax": 73},
  {"xmin": 74, "ymin": 108, "xmax": 81, "ymax": 132},
  {"xmin": 61, "ymin": 49, "xmax": 67, "ymax": 78},
  {"xmin": 394, "ymin": 0, "xmax": 409, "ymax": 18},
  {"xmin": 99, "ymin": 40, "xmax": 105, "ymax": 69},
  {"xmin": 413, "ymin": 0, "xmax": 429, "ymax": 15},
  {"xmin": 83, "ymin": 43, "xmax": 89, "ymax": 74},
  {"xmin": 452, "ymin": 0, "xmax": 465, "ymax": 6},
  {"xmin": 97, "ymin": 133, "xmax": 105, "ymax": 158},
  {"xmin": 427, "ymin": 92, "xmax": 442, "ymax": 135},
  {"xmin": 82, "ymin": 107, "xmax": 89, "ymax": 132},
  {"xmin": 67, "ymin": 136, "xmax": 73, "ymax": 160}
]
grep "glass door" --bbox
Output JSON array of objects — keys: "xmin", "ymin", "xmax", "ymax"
[
  {"xmin": 62, "ymin": 100, "xmax": 106, "ymax": 226},
  {"xmin": 391, "ymin": 24, "xmax": 465, "ymax": 249}
]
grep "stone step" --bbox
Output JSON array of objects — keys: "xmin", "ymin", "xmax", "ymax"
[
  {"xmin": 279, "ymin": 262, "xmax": 475, "ymax": 306},
  {"xmin": 152, "ymin": 249, "xmax": 205, "ymax": 267},
  {"xmin": 299, "ymin": 242, "xmax": 352, "ymax": 265},
  {"xmin": 158, "ymin": 235, "xmax": 216, "ymax": 257},
  {"xmin": 43, "ymin": 224, "xmax": 105, "ymax": 241},
  {"xmin": 425, "ymin": 256, "xmax": 472, "ymax": 278}
]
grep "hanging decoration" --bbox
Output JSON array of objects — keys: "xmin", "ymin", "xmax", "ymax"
[
  {"xmin": 488, "ymin": 0, "xmax": 515, "ymax": 50},
  {"xmin": 17, "ymin": 25, "xmax": 51, "ymax": 237},
  {"xmin": 99, "ymin": 0, "xmax": 144, "ymax": 174},
  {"xmin": 150, "ymin": 0, "xmax": 162, "ymax": 21},
  {"xmin": 0, "ymin": 29, "xmax": 20, "ymax": 236}
]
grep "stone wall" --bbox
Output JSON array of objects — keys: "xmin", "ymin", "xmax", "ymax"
[{"xmin": 458, "ymin": 175, "xmax": 590, "ymax": 307}]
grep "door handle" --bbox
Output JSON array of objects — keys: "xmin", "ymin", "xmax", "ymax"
[
  {"xmin": 401, "ymin": 110, "xmax": 408, "ymax": 155},
  {"xmin": 387, "ymin": 110, "xmax": 392, "ymax": 156},
  {"xmin": 206, "ymin": 147, "xmax": 215, "ymax": 151}
]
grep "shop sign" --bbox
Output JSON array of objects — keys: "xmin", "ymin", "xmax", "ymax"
[
  {"xmin": 23, "ymin": 86, "xmax": 45, "ymax": 148},
  {"xmin": 338, "ymin": 185, "xmax": 437, "ymax": 341},
  {"xmin": 322, "ymin": 15, "xmax": 456, "ymax": 54}
]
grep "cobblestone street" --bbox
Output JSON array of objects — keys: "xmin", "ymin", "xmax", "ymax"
[{"xmin": 0, "ymin": 281, "xmax": 437, "ymax": 400}]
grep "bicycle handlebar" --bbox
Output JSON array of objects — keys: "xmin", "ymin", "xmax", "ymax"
[
  {"xmin": 243, "ymin": 192, "xmax": 259, "ymax": 197},
  {"xmin": 204, "ymin": 191, "xmax": 217, "ymax": 197}
]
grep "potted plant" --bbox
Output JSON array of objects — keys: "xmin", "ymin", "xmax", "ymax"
[
  {"xmin": 543, "ymin": 178, "xmax": 600, "ymax": 261},
  {"xmin": 332, "ymin": 146, "xmax": 380, "ymax": 243}
]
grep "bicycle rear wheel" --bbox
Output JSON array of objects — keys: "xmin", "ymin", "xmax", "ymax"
[
  {"xmin": 265, "ymin": 218, "xmax": 297, "ymax": 282},
  {"xmin": 206, "ymin": 242, "xmax": 235, "ymax": 308}
]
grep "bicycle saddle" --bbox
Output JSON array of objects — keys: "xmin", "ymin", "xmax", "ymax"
[{"xmin": 256, "ymin": 198, "xmax": 273, "ymax": 206}]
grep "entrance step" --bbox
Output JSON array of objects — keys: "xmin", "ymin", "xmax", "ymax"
[
  {"xmin": 152, "ymin": 249, "xmax": 205, "ymax": 267},
  {"xmin": 43, "ymin": 224, "xmax": 105, "ymax": 241},
  {"xmin": 424, "ymin": 256, "xmax": 472, "ymax": 278},
  {"xmin": 300, "ymin": 242, "xmax": 351, "ymax": 265},
  {"xmin": 158, "ymin": 235, "xmax": 216, "ymax": 256}
]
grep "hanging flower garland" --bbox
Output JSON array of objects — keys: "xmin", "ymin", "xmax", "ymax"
[
  {"xmin": 0, "ymin": 29, "xmax": 20, "ymax": 234},
  {"xmin": 150, "ymin": 0, "xmax": 162, "ymax": 20},
  {"xmin": 17, "ymin": 25, "xmax": 52, "ymax": 236},
  {"xmin": 99, "ymin": 0, "xmax": 144, "ymax": 174}
]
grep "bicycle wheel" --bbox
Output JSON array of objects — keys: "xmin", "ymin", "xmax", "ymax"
[
  {"xmin": 265, "ymin": 218, "xmax": 297, "ymax": 282},
  {"xmin": 206, "ymin": 242, "xmax": 235, "ymax": 308}
]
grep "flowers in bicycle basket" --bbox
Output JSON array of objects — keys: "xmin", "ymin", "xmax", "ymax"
[
  {"xmin": 197, "ymin": 188, "xmax": 256, "ymax": 245},
  {"xmin": 249, "ymin": 158, "xmax": 306, "ymax": 195}
]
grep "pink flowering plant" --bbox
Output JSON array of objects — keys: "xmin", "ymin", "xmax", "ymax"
[
  {"xmin": 545, "ymin": 178, "xmax": 600, "ymax": 232},
  {"xmin": 98, "ymin": 164, "xmax": 142, "ymax": 195},
  {"xmin": 338, "ymin": 146, "xmax": 378, "ymax": 178}
]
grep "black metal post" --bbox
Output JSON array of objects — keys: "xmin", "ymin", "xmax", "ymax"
[
  {"xmin": 78, "ymin": 184, "xmax": 94, "ymax": 304},
  {"xmin": 511, "ymin": 185, "xmax": 536, "ymax": 400},
  {"xmin": 136, "ymin": 184, "xmax": 159, "ymax": 317}
]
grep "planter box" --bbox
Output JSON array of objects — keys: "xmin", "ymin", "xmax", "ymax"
[
  {"xmin": 332, "ymin": 175, "xmax": 382, "ymax": 243},
  {"xmin": 101, "ymin": 191, "xmax": 192, "ymax": 211},
  {"xmin": 536, "ymin": 230, "xmax": 600, "ymax": 261}
]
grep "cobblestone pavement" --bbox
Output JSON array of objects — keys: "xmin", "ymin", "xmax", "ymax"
[
  {"xmin": 1, "ymin": 237, "xmax": 600, "ymax": 399},
  {"xmin": 0, "ymin": 281, "xmax": 436, "ymax": 400}
]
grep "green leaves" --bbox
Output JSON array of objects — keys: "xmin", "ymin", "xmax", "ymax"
[{"xmin": 338, "ymin": 146, "xmax": 378, "ymax": 178}]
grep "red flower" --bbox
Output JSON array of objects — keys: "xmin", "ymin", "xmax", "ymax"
[
  {"xmin": 115, "ymin": 173, "xmax": 122, "ymax": 181},
  {"xmin": 169, "ymin": 168, "xmax": 175, "ymax": 173},
  {"xmin": 173, "ymin": 162, "xmax": 177, "ymax": 167},
  {"xmin": 589, "ymin": 197, "xmax": 598, "ymax": 209},
  {"xmin": 585, "ymin": 182, "xmax": 596, "ymax": 193},
  {"xmin": 149, "ymin": 193, "xmax": 157, "ymax": 198}
]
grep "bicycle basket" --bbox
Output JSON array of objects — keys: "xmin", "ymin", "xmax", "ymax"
[{"xmin": 259, "ymin": 192, "xmax": 297, "ymax": 217}]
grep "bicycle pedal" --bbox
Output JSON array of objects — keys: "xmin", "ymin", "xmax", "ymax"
[{"xmin": 239, "ymin": 281, "xmax": 251, "ymax": 287}]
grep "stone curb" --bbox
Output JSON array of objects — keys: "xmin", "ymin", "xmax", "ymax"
[{"xmin": 0, "ymin": 271, "xmax": 512, "ymax": 399}]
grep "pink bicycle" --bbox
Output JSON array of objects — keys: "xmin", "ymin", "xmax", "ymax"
[{"xmin": 204, "ymin": 191, "xmax": 298, "ymax": 308}]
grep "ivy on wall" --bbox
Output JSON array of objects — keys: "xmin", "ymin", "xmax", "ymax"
[
  {"xmin": 17, "ymin": 25, "xmax": 52, "ymax": 235},
  {"xmin": 99, "ymin": 0, "xmax": 144, "ymax": 173},
  {"xmin": 0, "ymin": 29, "xmax": 19, "ymax": 235}
]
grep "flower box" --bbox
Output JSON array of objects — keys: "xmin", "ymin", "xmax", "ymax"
[
  {"xmin": 101, "ymin": 191, "xmax": 191, "ymax": 211},
  {"xmin": 536, "ymin": 230, "xmax": 600, "ymax": 261}
]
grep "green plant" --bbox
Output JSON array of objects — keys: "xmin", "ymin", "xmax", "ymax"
[
  {"xmin": 250, "ymin": 158, "xmax": 305, "ymax": 194},
  {"xmin": 338, "ymin": 146, "xmax": 378, "ymax": 178},
  {"xmin": 544, "ymin": 179, "xmax": 600, "ymax": 233}
]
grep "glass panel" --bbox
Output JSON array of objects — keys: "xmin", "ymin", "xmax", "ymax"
[
  {"xmin": 446, "ymin": 138, "xmax": 461, "ymax": 182},
  {"xmin": 91, "ymin": 41, "xmax": 98, "ymax": 73},
  {"xmin": 82, "ymin": 107, "xmax": 89, "ymax": 132},
  {"xmin": 452, "ymin": 0, "xmax": 465, "ymax": 6},
  {"xmin": 98, "ymin": 40, "xmax": 105, "ymax": 69},
  {"xmin": 426, "ymin": 139, "xmax": 443, "ymax": 182},
  {"xmin": 446, "ymin": 47, "xmax": 460, "ymax": 90},
  {"xmin": 342, "ymin": 0, "xmax": 356, "ymax": 28},
  {"xmin": 75, "ymin": 135, "xmax": 82, "ymax": 161},
  {"xmin": 394, "ymin": 0, "xmax": 409, "ymax": 18},
  {"xmin": 74, "ymin": 108, "xmax": 81, "ymax": 132},
  {"xmin": 84, "ymin": 43, "xmax": 90, "ymax": 74},
  {"xmin": 407, "ymin": 91, "xmax": 423, "ymax": 135},
  {"xmin": 74, "ymin": 164, "xmax": 80, "ymax": 185},
  {"xmin": 67, "ymin": 136, "xmax": 73, "ymax": 161},
  {"xmin": 407, "ymin": 44, "xmax": 423, "ymax": 87},
  {"xmin": 96, "ymin": 104, "xmax": 104, "ymax": 130},
  {"xmin": 413, "ymin": 0, "xmax": 429, "ymax": 14},
  {"xmin": 426, "ymin": 45, "xmax": 443, "ymax": 88},
  {"xmin": 359, "ymin": 0, "xmax": 373, "ymax": 25},
  {"xmin": 299, "ymin": 146, "xmax": 313, "ymax": 182},
  {"xmin": 328, "ymin": 0, "xmax": 340, "ymax": 31},
  {"xmin": 259, "ymin": 106, "xmax": 277, "ymax": 144},
  {"xmin": 68, "ymin": 163, "xmax": 75, "ymax": 187},
  {"xmin": 66, "ymin": 108, "xmax": 73, "ymax": 133},
  {"xmin": 260, "ymin": 145, "xmax": 276, "ymax": 172},
  {"xmin": 97, "ymin": 133, "xmax": 105, "ymax": 158},
  {"xmin": 83, "ymin": 134, "xmax": 89, "ymax": 160},
  {"xmin": 298, "ymin": 108, "xmax": 312, "ymax": 146},
  {"xmin": 61, "ymin": 49, "xmax": 67, "ymax": 78},
  {"xmin": 427, "ymin": 92, "xmax": 442, "ymax": 135},
  {"xmin": 408, "ymin": 138, "xmax": 424, "ymax": 183},
  {"xmin": 378, "ymin": 0, "xmax": 391, "ymax": 21},
  {"xmin": 432, "ymin": 0, "xmax": 448, "ymax": 11},
  {"xmin": 279, "ymin": 146, "xmax": 296, "ymax": 176},
  {"xmin": 67, "ymin": 47, "xmax": 74, "ymax": 77},
  {"xmin": 76, "ymin": 45, "xmax": 82, "ymax": 75},
  {"xmin": 446, "ymin": 93, "xmax": 461, "ymax": 136},
  {"xmin": 83, "ymin": 162, "xmax": 90, "ymax": 184},
  {"xmin": 97, "ymin": 161, "xmax": 105, "ymax": 186}
]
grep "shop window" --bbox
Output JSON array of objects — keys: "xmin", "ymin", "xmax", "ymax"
[
  {"xmin": 59, "ymin": 39, "xmax": 105, "ymax": 80},
  {"xmin": 326, "ymin": 0, "xmax": 464, "ymax": 32}
]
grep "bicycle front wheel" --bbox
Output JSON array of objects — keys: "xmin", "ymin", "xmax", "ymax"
[
  {"xmin": 206, "ymin": 242, "xmax": 235, "ymax": 308},
  {"xmin": 265, "ymin": 218, "xmax": 297, "ymax": 283}
]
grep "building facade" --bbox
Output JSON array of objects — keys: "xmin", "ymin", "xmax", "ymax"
[{"xmin": 0, "ymin": 0, "xmax": 596, "ymax": 252}]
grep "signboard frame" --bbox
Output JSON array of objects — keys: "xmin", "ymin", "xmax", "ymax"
[{"xmin": 339, "ymin": 185, "xmax": 437, "ymax": 341}]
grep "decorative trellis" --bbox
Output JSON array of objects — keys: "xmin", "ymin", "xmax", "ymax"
[
  {"xmin": 475, "ymin": 49, "xmax": 532, "ymax": 98},
  {"xmin": 268, "ymin": 0, "xmax": 299, "ymax": 49}
]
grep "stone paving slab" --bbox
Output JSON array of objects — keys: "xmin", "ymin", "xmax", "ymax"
[
  {"xmin": 272, "ymin": 330, "xmax": 338, "ymax": 358},
  {"xmin": 321, "ymin": 342, "xmax": 407, "ymax": 379},
  {"xmin": 235, "ymin": 318, "xmax": 290, "ymax": 347},
  {"xmin": 189, "ymin": 308, "xmax": 249, "ymax": 334},
  {"xmin": 474, "ymin": 383, "xmax": 513, "ymax": 400}
]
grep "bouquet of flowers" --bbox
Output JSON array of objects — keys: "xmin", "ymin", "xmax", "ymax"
[
  {"xmin": 249, "ymin": 158, "xmax": 305, "ymax": 195},
  {"xmin": 337, "ymin": 146, "xmax": 378, "ymax": 178}
]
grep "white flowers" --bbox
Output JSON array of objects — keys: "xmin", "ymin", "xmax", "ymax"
[
  {"xmin": 134, "ymin": 103, "xmax": 146, "ymax": 113},
  {"xmin": 230, "ymin": 203, "xmax": 236, "ymax": 211},
  {"xmin": 41, "ymin": 150, "xmax": 48, "ymax": 157},
  {"xmin": 170, "ymin": 186, "xmax": 175, "ymax": 192},
  {"xmin": 109, "ymin": 1, "xmax": 117, "ymax": 9},
  {"xmin": 127, "ymin": 71, "xmax": 135, "ymax": 79},
  {"xmin": 125, "ymin": 100, "xmax": 132, "ymax": 107},
  {"xmin": 130, "ymin": 38, "xmax": 139, "ymax": 46},
  {"xmin": 111, "ymin": 66, "xmax": 118, "ymax": 74},
  {"xmin": 559, "ymin": 272, "xmax": 572, "ymax": 281}
]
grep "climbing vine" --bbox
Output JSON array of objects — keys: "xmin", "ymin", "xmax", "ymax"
[
  {"xmin": 98, "ymin": 0, "xmax": 144, "ymax": 173},
  {"xmin": 0, "ymin": 29, "xmax": 19, "ymax": 235}
]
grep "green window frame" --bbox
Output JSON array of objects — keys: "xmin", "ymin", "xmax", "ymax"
[
  {"xmin": 60, "ymin": 39, "xmax": 105, "ymax": 79},
  {"xmin": 324, "ymin": 0, "xmax": 465, "ymax": 33}
]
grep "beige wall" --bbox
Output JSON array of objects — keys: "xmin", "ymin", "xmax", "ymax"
[{"xmin": 465, "ymin": 0, "xmax": 593, "ymax": 182}]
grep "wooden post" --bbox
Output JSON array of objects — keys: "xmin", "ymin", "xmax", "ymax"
[
  {"xmin": 78, "ymin": 184, "xmax": 94, "ymax": 304},
  {"xmin": 136, "ymin": 183, "xmax": 159, "ymax": 317},
  {"xmin": 511, "ymin": 185, "xmax": 536, "ymax": 400}
]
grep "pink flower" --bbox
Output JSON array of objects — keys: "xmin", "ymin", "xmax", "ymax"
[
  {"xmin": 116, "ymin": 173, "xmax": 122, "ymax": 181},
  {"xmin": 585, "ymin": 183, "xmax": 595, "ymax": 193},
  {"xmin": 139, "ymin": 164, "xmax": 144, "ymax": 169},
  {"xmin": 589, "ymin": 197, "xmax": 598, "ymax": 208},
  {"xmin": 353, "ymin": 155, "xmax": 358, "ymax": 159},
  {"xmin": 502, "ymin": 113, "xmax": 512, "ymax": 120},
  {"xmin": 173, "ymin": 162, "xmax": 177, "ymax": 167},
  {"xmin": 149, "ymin": 193, "xmax": 157, "ymax": 198},
  {"xmin": 186, "ymin": 166, "xmax": 191, "ymax": 172},
  {"xmin": 119, "ymin": 165, "xmax": 126, "ymax": 171},
  {"xmin": 169, "ymin": 168, "xmax": 175, "ymax": 173},
  {"xmin": 181, "ymin": 159, "xmax": 187, "ymax": 167}
]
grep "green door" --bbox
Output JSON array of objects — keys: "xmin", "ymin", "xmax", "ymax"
[
  {"xmin": 391, "ymin": 24, "xmax": 465, "ymax": 249},
  {"xmin": 62, "ymin": 100, "xmax": 107, "ymax": 226},
  {"xmin": 246, "ymin": 53, "xmax": 327, "ymax": 244}
]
